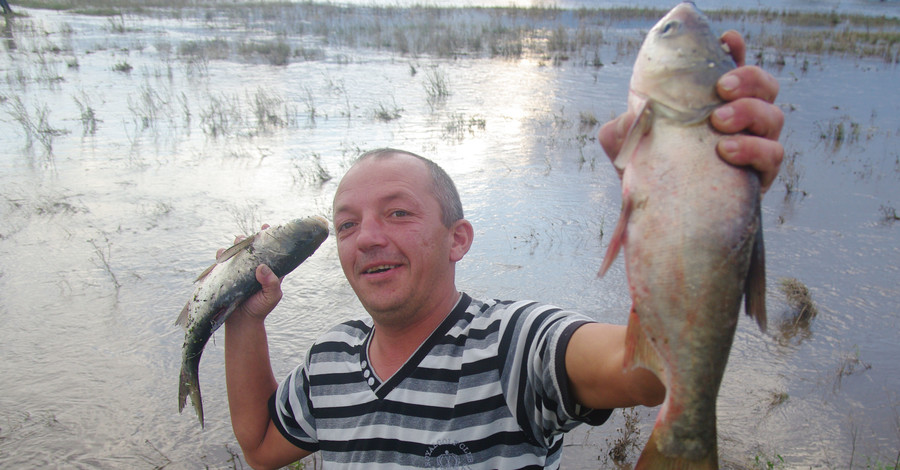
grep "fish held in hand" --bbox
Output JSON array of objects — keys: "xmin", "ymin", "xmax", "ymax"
[
  {"xmin": 599, "ymin": 3, "xmax": 767, "ymax": 469},
  {"xmin": 176, "ymin": 216, "xmax": 329, "ymax": 427}
]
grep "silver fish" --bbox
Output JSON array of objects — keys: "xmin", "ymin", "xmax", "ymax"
[
  {"xmin": 600, "ymin": 3, "xmax": 767, "ymax": 468},
  {"xmin": 177, "ymin": 216, "xmax": 329, "ymax": 427}
]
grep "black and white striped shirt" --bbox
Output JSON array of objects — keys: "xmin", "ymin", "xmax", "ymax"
[{"xmin": 270, "ymin": 293, "xmax": 612, "ymax": 469}]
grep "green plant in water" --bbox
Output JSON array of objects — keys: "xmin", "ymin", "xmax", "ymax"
[
  {"xmin": 112, "ymin": 61, "xmax": 133, "ymax": 73},
  {"xmin": 754, "ymin": 452, "xmax": 785, "ymax": 469},
  {"xmin": 424, "ymin": 67, "xmax": 450, "ymax": 109}
]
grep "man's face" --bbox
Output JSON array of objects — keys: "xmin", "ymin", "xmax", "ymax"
[{"xmin": 332, "ymin": 154, "xmax": 457, "ymax": 326}]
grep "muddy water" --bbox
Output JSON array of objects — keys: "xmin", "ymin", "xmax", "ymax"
[{"xmin": 1, "ymin": 5, "xmax": 899, "ymax": 469}]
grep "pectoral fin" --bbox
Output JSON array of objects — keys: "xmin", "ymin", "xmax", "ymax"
[
  {"xmin": 612, "ymin": 99, "xmax": 654, "ymax": 173},
  {"xmin": 599, "ymin": 196, "xmax": 633, "ymax": 277},
  {"xmin": 210, "ymin": 297, "xmax": 243, "ymax": 332}
]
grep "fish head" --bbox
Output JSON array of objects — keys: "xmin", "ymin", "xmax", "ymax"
[
  {"xmin": 263, "ymin": 216, "xmax": 330, "ymax": 277},
  {"xmin": 630, "ymin": 2, "xmax": 735, "ymax": 115}
]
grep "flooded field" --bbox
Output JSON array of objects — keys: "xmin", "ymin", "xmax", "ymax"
[{"xmin": 1, "ymin": 2, "xmax": 899, "ymax": 468}]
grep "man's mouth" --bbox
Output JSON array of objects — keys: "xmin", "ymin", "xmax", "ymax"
[{"xmin": 364, "ymin": 264, "xmax": 400, "ymax": 274}]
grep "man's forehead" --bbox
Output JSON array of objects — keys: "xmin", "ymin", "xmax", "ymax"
[{"xmin": 333, "ymin": 155, "xmax": 432, "ymax": 209}]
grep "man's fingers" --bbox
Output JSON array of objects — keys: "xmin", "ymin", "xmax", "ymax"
[
  {"xmin": 235, "ymin": 264, "xmax": 284, "ymax": 322},
  {"xmin": 717, "ymin": 66, "xmax": 780, "ymax": 104},
  {"xmin": 599, "ymin": 111, "xmax": 635, "ymax": 163},
  {"xmin": 720, "ymin": 30, "xmax": 746, "ymax": 67},
  {"xmin": 711, "ymin": 98, "xmax": 785, "ymax": 141},
  {"xmin": 717, "ymin": 135, "xmax": 784, "ymax": 194}
]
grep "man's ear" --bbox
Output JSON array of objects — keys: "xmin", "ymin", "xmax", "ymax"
[{"xmin": 449, "ymin": 219, "xmax": 474, "ymax": 262}]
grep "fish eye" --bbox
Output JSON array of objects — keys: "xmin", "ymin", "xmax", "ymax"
[{"xmin": 660, "ymin": 20, "xmax": 680, "ymax": 36}]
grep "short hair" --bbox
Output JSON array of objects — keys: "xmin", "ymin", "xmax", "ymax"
[{"xmin": 354, "ymin": 148, "xmax": 464, "ymax": 228}]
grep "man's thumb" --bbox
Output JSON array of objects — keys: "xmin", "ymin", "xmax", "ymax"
[{"xmin": 255, "ymin": 264, "xmax": 283, "ymax": 305}]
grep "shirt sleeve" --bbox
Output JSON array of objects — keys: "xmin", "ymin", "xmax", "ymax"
[
  {"xmin": 497, "ymin": 301, "xmax": 613, "ymax": 447},
  {"xmin": 269, "ymin": 359, "xmax": 320, "ymax": 453}
]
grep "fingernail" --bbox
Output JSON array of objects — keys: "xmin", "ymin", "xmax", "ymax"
[
  {"xmin": 720, "ymin": 138, "xmax": 739, "ymax": 156},
  {"xmin": 714, "ymin": 105, "xmax": 734, "ymax": 122},
  {"xmin": 720, "ymin": 73, "xmax": 740, "ymax": 92}
]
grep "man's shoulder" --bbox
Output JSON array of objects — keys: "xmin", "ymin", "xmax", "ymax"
[
  {"xmin": 463, "ymin": 294, "xmax": 595, "ymax": 334},
  {"xmin": 309, "ymin": 316, "xmax": 372, "ymax": 353},
  {"xmin": 464, "ymin": 295, "xmax": 568, "ymax": 321}
]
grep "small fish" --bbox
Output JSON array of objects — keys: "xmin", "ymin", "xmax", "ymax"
[
  {"xmin": 177, "ymin": 216, "xmax": 329, "ymax": 427},
  {"xmin": 600, "ymin": 3, "xmax": 767, "ymax": 469}
]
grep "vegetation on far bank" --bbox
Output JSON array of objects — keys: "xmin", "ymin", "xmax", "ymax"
[{"xmin": 7, "ymin": 0, "xmax": 900, "ymax": 63}]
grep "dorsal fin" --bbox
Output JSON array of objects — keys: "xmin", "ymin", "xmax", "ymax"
[{"xmin": 216, "ymin": 233, "xmax": 257, "ymax": 263}]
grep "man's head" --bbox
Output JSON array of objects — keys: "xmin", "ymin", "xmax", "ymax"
[
  {"xmin": 332, "ymin": 149, "xmax": 474, "ymax": 327},
  {"xmin": 353, "ymin": 149, "xmax": 464, "ymax": 228}
]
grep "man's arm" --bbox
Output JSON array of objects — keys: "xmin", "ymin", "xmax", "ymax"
[
  {"xmin": 566, "ymin": 323, "xmax": 665, "ymax": 409},
  {"xmin": 224, "ymin": 264, "xmax": 312, "ymax": 470},
  {"xmin": 578, "ymin": 31, "xmax": 784, "ymax": 409}
]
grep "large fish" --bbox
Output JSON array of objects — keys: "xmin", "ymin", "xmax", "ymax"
[
  {"xmin": 599, "ymin": 3, "xmax": 767, "ymax": 469},
  {"xmin": 177, "ymin": 216, "xmax": 329, "ymax": 427}
]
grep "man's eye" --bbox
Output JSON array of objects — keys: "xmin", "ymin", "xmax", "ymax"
[
  {"xmin": 391, "ymin": 210, "xmax": 409, "ymax": 217},
  {"xmin": 337, "ymin": 221, "xmax": 356, "ymax": 232}
]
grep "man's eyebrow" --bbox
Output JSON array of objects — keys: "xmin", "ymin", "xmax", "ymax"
[{"xmin": 334, "ymin": 190, "xmax": 421, "ymax": 216}]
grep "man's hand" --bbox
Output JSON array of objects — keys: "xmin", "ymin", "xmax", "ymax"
[
  {"xmin": 220, "ymin": 227, "xmax": 284, "ymax": 324},
  {"xmin": 237, "ymin": 264, "xmax": 283, "ymax": 321},
  {"xmin": 599, "ymin": 30, "xmax": 784, "ymax": 193}
]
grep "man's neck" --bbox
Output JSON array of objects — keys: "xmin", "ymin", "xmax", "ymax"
[{"xmin": 368, "ymin": 292, "xmax": 461, "ymax": 380}]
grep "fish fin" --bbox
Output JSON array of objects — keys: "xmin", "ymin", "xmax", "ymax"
[
  {"xmin": 217, "ymin": 233, "xmax": 257, "ymax": 263},
  {"xmin": 179, "ymin": 354, "xmax": 204, "ymax": 428},
  {"xmin": 210, "ymin": 300, "xmax": 242, "ymax": 333},
  {"xmin": 194, "ymin": 263, "xmax": 217, "ymax": 283},
  {"xmin": 623, "ymin": 307, "xmax": 666, "ymax": 383},
  {"xmin": 744, "ymin": 214, "xmax": 767, "ymax": 333},
  {"xmin": 175, "ymin": 302, "xmax": 191, "ymax": 328},
  {"xmin": 635, "ymin": 426, "xmax": 719, "ymax": 470},
  {"xmin": 598, "ymin": 197, "xmax": 633, "ymax": 277},
  {"xmin": 193, "ymin": 234, "xmax": 258, "ymax": 283},
  {"xmin": 612, "ymin": 99, "xmax": 654, "ymax": 173}
]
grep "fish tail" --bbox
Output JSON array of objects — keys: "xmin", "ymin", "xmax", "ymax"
[
  {"xmin": 634, "ymin": 427, "xmax": 718, "ymax": 470},
  {"xmin": 179, "ymin": 360, "xmax": 204, "ymax": 428}
]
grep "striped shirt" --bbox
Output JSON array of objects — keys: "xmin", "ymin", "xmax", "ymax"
[{"xmin": 270, "ymin": 293, "xmax": 612, "ymax": 469}]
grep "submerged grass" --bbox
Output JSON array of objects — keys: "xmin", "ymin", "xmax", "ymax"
[{"xmin": 5, "ymin": 96, "xmax": 69, "ymax": 154}]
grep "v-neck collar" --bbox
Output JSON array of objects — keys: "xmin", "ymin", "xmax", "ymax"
[{"xmin": 359, "ymin": 293, "xmax": 472, "ymax": 399}]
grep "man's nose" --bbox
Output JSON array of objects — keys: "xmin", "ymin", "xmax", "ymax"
[{"xmin": 355, "ymin": 216, "xmax": 387, "ymax": 250}]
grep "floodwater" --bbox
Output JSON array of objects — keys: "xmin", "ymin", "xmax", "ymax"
[{"xmin": 1, "ymin": 3, "xmax": 899, "ymax": 469}]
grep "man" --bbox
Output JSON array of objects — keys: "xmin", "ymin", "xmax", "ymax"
[{"xmin": 225, "ymin": 31, "xmax": 784, "ymax": 469}]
